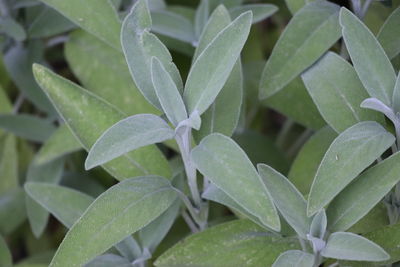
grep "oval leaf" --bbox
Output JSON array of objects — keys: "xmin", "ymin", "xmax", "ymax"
[
  {"xmin": 191, "ymin": 133, "xmax": 280, "ymax": 231},
  {"xmin": 307, "ymin": 121, "xmax": 395, "ymax": 216}
]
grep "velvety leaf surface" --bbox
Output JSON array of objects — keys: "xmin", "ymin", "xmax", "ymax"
[
  {"xmin": 377, "ymin": 6, "xmax": 400, "ymax": 59},
  {"xmin": 33, "ymin": 64, "xmax": 171, "ymax": 180},
  {"xmin": 155, "ymin": 220, "xmax": 299, "ymax": 267},
  {"xmin": 307, "ymin": 121, "xmax": 395, "ymax": 216},
  {"xmin": 229, "ymin": 4, "xmax": 278, "ymax": 24},
  {"xmin": 49, "ymin": 176, "xmax": 177, "ymax": 267},
  {"xmin": 191, "ymin": 133, "xmax": 280, "ymax": 231},
  {"xmin": 272, "ymin": 250, "xmax": 314, "ymax": 267},
  {"xmin": 284, "ymin": 0, "xmax": 316, "ymax": 15},
  {"xmin": 340, "ymin": 7, "xmax": 396, "ymax": 107},
  {"xmin": 259, "ymin": 1, "xmax": 341, "ymax": 99}
]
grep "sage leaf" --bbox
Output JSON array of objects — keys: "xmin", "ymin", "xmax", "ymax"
[
  {"xmin": 0, "ymin": 17, "xmax": 26, "ymax": 41},
  {"xmin": 0, "ymin": 134, "xmax": 18, "ymax": 195},
  {"xmin": 340, "ymin": 7, "xmax": 396, "ymax": 107},
  {"xmin": 229, "ymin": 4, "xmax": 278, "ymax": 24},
  {"xmin": 289, "ymin": 126, "xmax": 337, "ymax": 195},
  {"xmin": 258, "ymin": 164, "xmax": 311, "ymax": 238},
  {"xmin": 155, "ymin": 220, "xmax": 299, "ymax": 267},
  {"xmin": 85, "ymin": 114, "xmax": 175, "ymax": 170},
  {"xmin": 191, "ymin": 133, "xmax": 280, "ymax": 231},
  {"xmin": 377, "ymin": 6, "xmax": 400, "ymax": 60},
  {"xmin": 272, "ymin": 250, "xmax": 314, "ymax": 267},
  {"xmin": 302, "ymin": 52, "xmax": 383, "ymax": 133},
  {"xmin": 309, "ymin": 210, "xmax": 327, "ymax": 239},
  {"xmin": 38, "ymin": 0, "xmax": 121, "ymax": 50},
  {"xmin": 183, "ymin": 11, "xmax": 252, "ymax": 115},
  {"xmin": 285, "ymin": 0, "xmax": 316, "ymax": 15},
  {"xmin": 151, "ymin": 57, "xmax": 187, "ymax": 126},
  {"xmin": 85, "ymin": 254, "xmax": 131, "ymax": 267},
  {"xmin": 321, "ymin": 232, "xmax": 389, "ymax": 261},
  {"xmin": 35, "ymin": 124, "xmax": 82, "ymax": 165},
  {"xmin": 33, "ymin": 64, "xmax": 171, "ymax": 180},
  {"xmin": 151, "ymin": 10, "xmax": 195, "ymax": 43},
  {"xmin": 327, "ymin": 151, "xmax": 400, "ymax": 232},
  {"xmin": 0, "ymin": 235, "xmax": 12, "ymax": 267},
  {"xmin": 0, "ymin": 189, "xmax": 26, "ymax": 235},
  {"xmin": 49, "ymin": 176, "xmax": 177, "ymax": 267},
  {"xmin": 259, "ymin": 1, "xmax": 341, "ymax": 99},
  {"xmin": 193, "ymin": 5, "xmax": 243, "ymax": 141},
  {"xmin": 360, "ymin": 98, "xmax": 397, "ymax": 125},
  {"xmin": 0, "ymin": 114, "xmax": 56, "ymax": 142},
  {"xmin": 65, "ymin": 30, "xmax": 157, "ymax": 116},
  {"xmin": 392, "ymin": 72, "xmax": 400, "ymax": 113},
  {"xmin": 307, "ymin": 121, "xmax": 395, "ymax": 216},
  {"xmin": 194, "ymin": 0, "xmax": 209, "ymax": 40},
  {"xmin": 121, "ymin": 0, "xmax": 183, "ymax": 109}
]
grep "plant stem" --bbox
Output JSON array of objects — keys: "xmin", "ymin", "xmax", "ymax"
[
  {"xmin": 12, "ymin": 94, "xmax": 24, "ymax": 114},
  {"xmin": 312, "ymin": 251, "xmax": 321, "ymax": 267},
  {"xmin": 181, "ymin": 210, "xmax": 199, "ymax": 233}
]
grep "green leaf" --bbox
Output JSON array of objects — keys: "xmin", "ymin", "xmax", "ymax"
[
  {"xmin": 85, "ymin": 254, "xmax": 131, "ymax": 267},
  {"xmin": 183, "ymin": 11, "xmax": 252, "ymax": 115},
  {"xmin": 85, "ymin": 114, "xmax": 175, "ymax": 170},
  {"xmin": 392, "ymin": 72, "xmax": 400, "ymax": 113},
  {"xmin": 39, "ymin": 0, "xmax": 121, "ymax": 50},
  {"xmin": 307, "ymin": 121, "xmax": 395, "ymax": 216},
  {"xmin": 0, "ymin": 189, "xmax": 26, "ymax": 235},
  {"xmin": 377, "ymin": 6, "xmax": 400, "ymax": 60},
  {"xmin": 155, "ymin": 220, "xmax": 300, "ymax": 267},
  {"xmin": 0, "ymin": 114, "xmax": 56, "ymax": 142},
  {"xmin": 0, "ymin": 235, "xmax": 12, "ymax": 267},
  {"xmin": 24, "ymin": 182, "xmax": 93, "ymax": 229},
  {"xmin": 28, "ymin": 6, "xmax": 76, "ymax": 38},
  {"xmin": 151, "ymin": 57, "xmax": 187, "ymax": 126},
  {"xmin": 191, "ymin": 133, "xmax": 280, "ymax": 231},
  {"xmin": 284, "ymin": 0, "xmax": 316, "ymax": 15},
  {"xmin": 340, "ymin": 7, "xmax": 396, "ymax": 107},
  {"xmin": 0, "ymin": 134, "xmax": 18, "ymax": 195},
  {"xmin": 194, "ymin": 0, "xmax": 209, "ymax": 40},
  {"xmin": 35, "ymin": 124, "xmax": 82, "ymax": 165},
  {"xmin": 272, "ymin": 250, "xmax": 314, "ymax": 267},
  {"xmin": 309, "ymin": 210, "xmax": 327, "ymax": 239},
  {"xmin": 288, "ymin": 126, "xmax": 337, "ymax": 195},
  {"xmin": 258, "ymin": 164, "xmax": 311, "ymax": 238},
  {"xmin": 259, "ymin": 1, "xmax": 341, "ymax": 99},
  {"xmin": 0, "ymin": 17, "xmax": 26, "ymax": 41},
  {"xmin": 151, "ymin": 10, "xmax": 195, "ymax": 43},
  {"xmin": 33, "ymin": 64, "xmax": 171, "ymax": 181},
  {"xmin": 121, "ymin": 0, "xmax": 183, "ymax": 110},
  {"xmin": 347, "ymin": 203, "xmax": 388, "ymax": 234},
  {"xmin": 25, "ymin": 157, "xmax": 65, "ymax": 238},
  {"xmin": 193, "ymin": 5, "xmax": 243, "ymax": 141},
  {"xmin": 327, "ymin": 151, "xmax": 400, "ymax": 232},
  {"xmin": 321, "ymin": 232, "xmax": 389, "ymax": 261},
  {"xmin": 229, "ymin": 4, "xmax": 278, "ymax": 24},
  {"xmin": 64, "ymin": 30, "xmax": 157, "ymax": 116},
  {"xmin": 302, "ymin": 52, "xmax": 383, "ymax": 133},
  {"xmin": 0, "ymin": 85, "xmax": 12, "ymax": 113},
  {"xmin": 49, "ymin": 176, "xmax": 177, "ymax": 267}
]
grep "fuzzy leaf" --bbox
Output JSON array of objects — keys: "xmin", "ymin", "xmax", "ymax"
[
  {"xmin": 307, "ymin": 121, "xmax": 395, "ymax": 216},
  {"xmin": 285, "ymin": 0, "xmax": 316, "ymax": 15},
  {"xmin": 151, "ymin": 10, "xmax": 195, "ymax": 43},
  {"xmin": 229, "ymin": 4, "xmax": 278, "ymax": 24},
  {"xmin": 272, "ymin": 250, "xmax": 314, "ymax": 267},
  {"xmin": 392, "ymin": 72, "xmax": 400, "ymax": 113},
  {"xmin": 377, "ymin": 6, "xmax": 400, "ymax": 60},
  {"xmin": 194, "ymin": 0, "xmax": 209, "ymax": 40}
]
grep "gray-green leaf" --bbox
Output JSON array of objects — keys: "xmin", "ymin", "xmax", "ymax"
[
  {"xmin": 321, "ymin": 232, "xmax": 389, "ymax": 261},
  {"xmin": 259, "ymin": 1, "xmax": 341, "ymax": 99},
  {"xmin": 191, "ymin": 133, "xmax": 280, "ymax": 231},
  {"xmin": 49, "ymin": 176, "xmax": 177, "ymax": 267},
  {"xmin": 272, "ymin": 250, "xmax": 314, "ymax": 267},
  {"xmin": 307, "ymin": 121, "xmax": 395, "ymax": 216},
  {"xmin": 229, "ymin": 4, "xmax": 278, "ymax": 24},
  {"xmin": 340, "ymin": 7, "xmax": 396, "ymax": 107},
  {"xmin": 377, "ymin": 6, "xmax": 400, "ymax": 60}
]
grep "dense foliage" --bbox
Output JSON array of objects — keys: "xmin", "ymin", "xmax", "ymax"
[{"xmin": 0, "ymin": 0, "xmax": 400, "ymax": 266}]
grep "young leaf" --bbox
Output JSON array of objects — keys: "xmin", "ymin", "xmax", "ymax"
[
  {"xmin": 0, "ymin": 114, "xmax": 56, "ymax": 142},
  {"xmin": 191, "ymin": 133, "xmax": 280, "ymax": 231},
  {"xmin": 310, "ymin": 210, "xmax": 327, "ymax": 239},
  {"xmin": 321, "ymin": 232, "xmax": 389, "ymax": 261},
  {"xmin": 0, "ymin": 235, "xmax": 12, "ymax": 267},
  {"xmin": 327, "ymin": 151, "xmax": 400, "ymax": 232},
  {"xmin": 360, "ymin": 98, "xmax": 397, "ymax": 125},
  {"xmin": 0, "ymin": 134, "xmax": 18, "ymax": 195},
  {"xmin": 258, "ymin": 164, "xmax": 311, "ymax": 238},
  {"xmin": 38, "ymin": 0, "xmax": 121, "ymax": 50},
  {"xmin": 307, "ymin": 121, "xmax": 395, "ymax": 216},
  {"xmin": 33, "ymin": 64, "xmax": 171, "ymax": 180},
  {"xmin": 85, "ymin": 114, "xmax": 175, "ymax": 170},
  {"xmin": 151, "ymin": 10, "xmax": 195, "ymax": 43},
  {"xmin": 35, "ymin": 124, "xmax": 82, "ymax": 165},
  {"xmin": 25, "ymin": 157, "xmax": 65, "ymax": 238},
  {"xmin": 183, "ymin": 11, "xmax": 252, "ymax": 115},
  {"xmin": 377, "ymin": 6, "xmax": 400, "ymax": 60},
  {"xmin": 272, "ymin": 250, "xmax": 314, "ymax": 267},
  {"xmin": 302, "ymin": 52, "xmax": 383, "ymax": 133},
  {"xmin": 229, "ymin": 4, "xmax": 278, "ymax": 24},
  {"xmin": 194, "ymin": 0, "xmax": 209, "ymax": 40},
  {"xmin": 49, "ymin": 176, "xmax": 177, "ymax": 267},
  {"xmin": 340, "ymin": 7, "xmax": 396, "ymax": 107},
  {"xmin": 65, "ymin": 30, "xmax": 157, "ymax": 116},
  {"xmin": 121, "ymin": 0, "xmax": 183, "ymax": 109},
  {"xmin": 259, "ymin": 1, "xmax": 341, "ymax": 99},
  {"xmin": 193, "ymin": 6, "xmax": 243, "ymax": 141},
  {"xmin": 155, "ymin": 220, "xmax": 299, "ymax": 267},
  {"xmin": 151, "ymin": 57, "xmax": 187, "ymax": 126},
  {"xmin": 392, "ymin": 73, "xmax": 400, "ymax": 113},
  {"xmin": 289, "ymin": 126, "xmax": 337, "ymax": 195}
]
